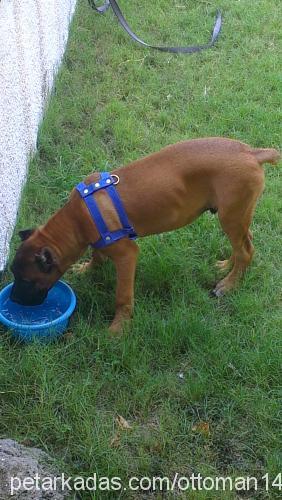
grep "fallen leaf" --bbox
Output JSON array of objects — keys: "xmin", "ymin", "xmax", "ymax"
[
  {"xmin": 192, "ymin": 421, "xmax": 210, "ymax": 435},
  {"xmin": 110, "ymin": 433, "xmax": 120, "ymax": 448},
  {"xmin": 116, "ymin": 415, "xmax": 132, "ymax": 430},
  {"xmin": 63, "ymin": 331, "xmax": 73, "ymax": 341}
]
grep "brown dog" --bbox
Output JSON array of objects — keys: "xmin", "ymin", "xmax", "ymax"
[{"xmin": 11, "ymin": 138, "xmax": 279, "ymax": 333}]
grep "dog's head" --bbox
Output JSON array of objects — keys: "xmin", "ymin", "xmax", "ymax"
[{"xmin": 10, "ymin": 229, "xmax": 62, "ymax": 306}]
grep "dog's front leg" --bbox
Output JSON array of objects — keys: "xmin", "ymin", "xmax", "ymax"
[{"xmin": 107, "ymin": 240, "xmax": 139, "ymax": 335}]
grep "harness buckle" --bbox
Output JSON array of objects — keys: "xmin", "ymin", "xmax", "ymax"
[{"xmin": 111, "ymin": 174, "xmax": 120, "ymax": 185}]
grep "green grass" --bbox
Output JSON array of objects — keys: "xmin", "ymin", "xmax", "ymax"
[{"xmin": 1, "ymin": 0, "xmax": 281, "ymax": 498}]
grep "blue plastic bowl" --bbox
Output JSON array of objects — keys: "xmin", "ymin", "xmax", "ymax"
[{"xmin": 0, "ymin": 281, "xmax": 76, "ymax": 342}]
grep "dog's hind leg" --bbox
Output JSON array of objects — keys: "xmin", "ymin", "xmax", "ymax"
[
  {"xmin": 213, "ymin": 177, "xmax": 263, "ymax": 296},
  {"xmin": 213, "ymin": 212, "xmax": 255, "ymax": 296},
  {"xmin": 215, "ymin": 228, "xmax": 253, "ymax": 273}
]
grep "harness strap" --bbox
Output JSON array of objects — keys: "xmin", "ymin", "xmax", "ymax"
[{"xmin": 76, "ymin": 172, "xmax": 137, "ymax": 249}]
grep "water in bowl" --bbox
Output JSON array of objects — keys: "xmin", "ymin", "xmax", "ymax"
[{"xmin": 2, "ymin": 294, "xmax": 65, "ymax": 326}]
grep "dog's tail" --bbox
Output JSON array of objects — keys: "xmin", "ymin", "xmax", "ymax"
[{"xmin": 251, "ymin": 147, "xmax": 280, "ymax": 165}]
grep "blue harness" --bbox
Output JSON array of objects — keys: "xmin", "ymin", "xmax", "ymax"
[{"xmin": 75, "ymin": 172, "xmax": 137, "ymax": 249}]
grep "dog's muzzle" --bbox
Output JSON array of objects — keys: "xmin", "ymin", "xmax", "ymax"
[{"xmin": 10, "ymin": 279, "xmax": 48, "ymax": 306}]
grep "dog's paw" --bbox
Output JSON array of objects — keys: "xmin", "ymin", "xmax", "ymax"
[
  {"xmin": 108, "ymin": 318, "xmax": 131, "ymax": 336},
  {"xmin": 108, "ymin": 322, "xmax": 124, "ymax": 336},
  {"xmin": 212, "ymin": 277, "xmax": 234, "ymax": 297},
  {"xmin": 212, "ymin": 286, "xmax": 225, "ymax": 298},
  {"xmin": 71, "ymin": 261, "xmax": 92, "ymax": 274},
  {"xmin": 215, "ymin": 259, "xmax": 230, "ymax": 272}
]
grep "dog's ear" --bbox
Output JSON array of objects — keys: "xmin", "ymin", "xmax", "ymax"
[
  {"xmin": 19, "ymin": 229, "xmax": 35, "ymax": 241},
  {"xmin": 35, "ymin": 247, "xmax": 57, "ymax": 273}
]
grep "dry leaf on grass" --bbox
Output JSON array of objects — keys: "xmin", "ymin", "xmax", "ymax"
[
  {"xmin": 110, "ymin": 415, "xmax": 132, "ymax": 447},
  {"xmin": 110, "ymin": 433, "xmax": 121, "ymax": 448},
  {"xmin": 192, "ymin": 421, "xmax": 210, "ymax": 435},
  {"xmin": 116, "ymin": 415, "xmax": 132, "ymax": 430},
  {"xmin": 63, "ymin": 331, "xmax": 73, "ymax": 341}
]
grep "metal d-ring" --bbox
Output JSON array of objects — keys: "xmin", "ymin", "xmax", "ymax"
[{"xmin": 111, "ymin": 174, "xmax": 120, "ymax": 185}]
